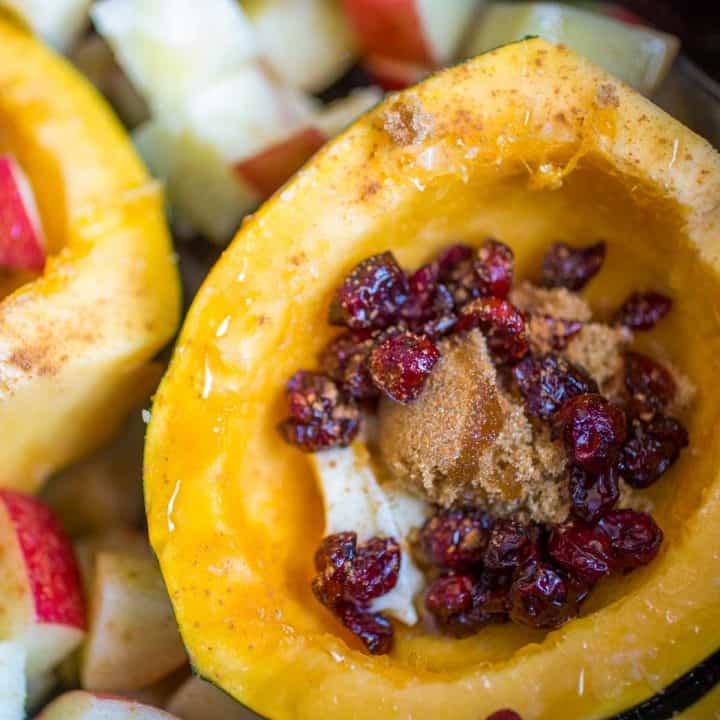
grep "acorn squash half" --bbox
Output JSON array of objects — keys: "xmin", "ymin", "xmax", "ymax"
[
  {"xmin": 145, "ymin": 39, "xmax": 720, "ymax": 719},
  {"xmin": 0, "ymin": 18, "xmax": 180, "ymax": 492}
]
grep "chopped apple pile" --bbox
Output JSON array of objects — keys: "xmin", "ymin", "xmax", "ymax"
[
  {"xmin": 312, "ymin": 441, "xmax": 429, "ymax": 625},
  {"xmin": 37, "ymin": 691, "xmax": 180, "ymax": 719},
  {"xmin": 0, "ymin": 642, "xmax": 26, "ymax": 720},
  {"xmin": 0, "ymin": 155, "xmax": 46, "ymax": 273},
  {"xmin": 0, "ymin": 490, "xmax": 86, "ymax": 678},
  {"xmin": 167, "ymin": 676, "xmax": 257, "ymax": 720}
]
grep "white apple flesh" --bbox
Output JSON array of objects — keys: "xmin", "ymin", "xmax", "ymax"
[
  {"xmin": 343, "ymin": 0, "xmax": 480, "ymax": 66},
  {"xmin": 91, "ymin": 0, "xmax": 259, "ymax": 111},
  {"xmin": 0, "ymin": 490, "xmax": 85, "ymax": 677},
  {"xmin": 311, "ymin": 442, "xmax": 429, "ymax": 625},
  {"xmin": 81, "ymin": 551, "xmax": 186, "ymax": 692},
  {"xmin": 0, "ymin": 642, "xmax": 25, "ymax": 720},
  {"xmin": 0, "ymin": 155, "xmax": 46, "ymax": 272},
  {"xmin": 3, "ymin": 0, "xmax": 92, "ymax": 51},
  {"xmin": 37, "ymin": 691, "xmax": 179, "ymax": 719},
  {"xmin": 247, "ymin": 0, "xmax": 356, "ymax": 93}
]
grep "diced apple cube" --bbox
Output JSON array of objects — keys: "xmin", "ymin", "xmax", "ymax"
[
  {"xmin": 91, "ymin": 0, "xmax": 259, "ymax": 110},
  {"xmin": 0, "ymin": 155, "xmax": 46, "ymax": 272},
  {"xmin": 26, "ymin": 670, "xmax": 57, "ymax": 714},
  {"xmin": 0, "ymin": 490, "xmax": 85, "ymax": 677},
  {"xmin": 0, "ymin": 642, "xmax": 25, "ymax": 720},
  {"xmin": 167, "ymin": 676, "xmax": 256, "ymax": 719},
  {"xmin": 363, "ymin": 55, "xmax": 430, "ymax": 90},
  {"xmin": 38, "ymin": 691, "xmax": 179, "ymax": 719},
  {"xmin": 343, "ymin": 0, "xmax": 481, "ymax": 66},
  {"xmin": 3, "ymin": 0, "xmax": 92, "ymax": 51},
  {"xmin": 312, "ymin": 442, "xmax": 429, "ymax": 625},
  {"xmin": 247, "ymin": 0, "xmax": 356, "ymax": 92},
  {"xmin": 463, "ymin": 2, "xmax": 679, "ymax": 95},
  {"xmin": 81, "ymin": 551, "xmax": 186, "ymax": 692}
]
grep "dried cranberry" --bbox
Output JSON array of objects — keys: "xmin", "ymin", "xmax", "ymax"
[
  {"xmin": 313, "ymin": 533, "xmax": 400, "ymax": 606},
  {"xmin": 436, "ymin": 243, "xmax": 473, "ymax": 276},
  {"xmin": 529, "ymin": 314, "xmax": 584, "ymax": 350},
  {"xmin": 598, "ymin": 510, "xmax": 663, "ymax": 570},
  {"xmin": 368, "ymin": 330, "xmax": 440, "ymax": 403},
  {"xmin": 569, "ymin": 464, "xmax": 620, "ymax": 522},
  {"xmin": 541, "ymin": 241, "xmax": 606, "ymax": 291},
  {"xmin": 436, "ymin": 243, "xmax": 478, "ymax": 307},
  {"xmin": 280, "ymin": 372, "xmax": 359, "ymax": 451},
  {"xmin": 399, "ymin": 263, "xmax": 456, "ymax": 337},
  {"xmin": 329, "ymin": 252, "xmax": 409, "ymax": 330},
  {"xmin": 619, "ymin": 415, "xmax": 688, "ymax": 488},
  {"xmin": 616, "ymin": 291, "xmax": 672, "ymax": 331},
  {"xmin": 427, "ymin": 571, "xmax": 510, "ymax": 638},
  {"xmin": 554, "ymin": 394, "xmax": 627, "ymax": 473},
  {"xmin": 336, "ymin": 602, "xmax": 394, "ymax": 654},
  {"xmin": 474, "ymin": 239, "xmax": 514, "ymax": 299},
  {"xmin": 486, "ymin": 711, "xmax": 523, "ymax": 720},
  {"xmin": 484, "ymin": 520, "xmax": 541, "ymax": 571},
  {"xmin": 418, "ymin": 507, "xmax": 493, "ymax": 569},
  {"xmin": 320, "ymin": 330, "xmax": 378, "ymax": 400},
  {"xmin": 548, "ymin": 521, "xmax": 612, "ymax": 584},
  {"xmin": 508, "ymin": 562, "xmax": 572, "ymax": 629},
  {"xmin": 456, "ymin": 297, "xmax": 528, "ymax": 362},
  {"xmin": 513, "ymin": 354, "xmax": 598, "ymax": 419},
  {"xmin": 425, "ymin": 573, "xmax": 475, "ymax": 618},
  {"xmin": 312, "ymin": 532, "xmax": 356, "ymax": 607},
  {"xmin": 624, "ymin": 352, "xmax": 676, "ymax": 418}
]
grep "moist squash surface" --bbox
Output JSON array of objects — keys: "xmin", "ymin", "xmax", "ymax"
[
  {"xmin": 0, "ymin": 18, "xmax": 180, "ymax": 491},
  {"xmin": 145, "ymin": 39, "xmax": 720, "ymax": 719}
]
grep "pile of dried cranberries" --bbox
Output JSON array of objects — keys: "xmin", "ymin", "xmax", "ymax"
[{"xmin": 280, "ymin": 239, "xmax": 689, "ymax": 654}]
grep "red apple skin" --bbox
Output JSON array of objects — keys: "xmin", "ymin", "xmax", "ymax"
[
  {"xmin": 234, "ymin": 127, "xmax": 326, "ymax": 198},
  {"xmin": 0, "ymin": 489, "xmax": 85, "ymax": 629},
  {"xmin": 342, "ymin": 0, "xmax": 433, "ymax": 65},
  {"xmin": 0, "ymin": 155, "xmax": 46, "ymax": 272},
  {"xmin": 364, "ymin": 55, "xmax": 430, "ymax": 90},
  {"xmin": 596, "ymin": 2, "xmax": 646, "ymax": 25}
]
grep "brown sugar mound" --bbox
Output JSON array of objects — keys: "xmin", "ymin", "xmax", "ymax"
[
  {"xmin": 510, "ymin": 282, "xmax": 593, "ymax": 321},
  {"xmin": 377, "ymin": 331, "xmax": 569, "ymax": 524}
]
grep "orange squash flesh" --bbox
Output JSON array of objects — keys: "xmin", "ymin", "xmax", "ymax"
[
  {"xmin": 145, "ymin": 39, "xmax": 720, "ymax": 719},
  {"xmin": 0, "ymin": 18, "xmax": 180, "ymax": 491}
]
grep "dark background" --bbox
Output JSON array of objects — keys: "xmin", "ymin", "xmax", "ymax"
[{"xmin": 625, "ymin": 0, "xmax": 720, "ymax": 79}]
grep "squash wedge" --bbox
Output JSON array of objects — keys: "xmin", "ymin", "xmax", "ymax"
[
  {"xmin": 0, "ymin": 18, "xmax": 180, "ymax": 491},
  {"xmin": 145, "ymin": 39, "xmax": 720, "ymax": 719}
]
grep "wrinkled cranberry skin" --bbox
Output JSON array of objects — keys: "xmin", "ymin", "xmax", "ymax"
[
  {"xmin": 320, "ymin": 330, "xmax": 378, "ymax": 400},
  {"xmin": 312, "ymin": 532, "xmax": 356, "ymax": 607},
  {"xmin": 554, "ymin": 394, "xmax": 627, "ymax": 473},
  {"xmin": 336, "ymin": 602, "xmax": 394, "ymax": 654},
  {"xmin": 484, "ymin": 520, "xmax": 541, "ymax": 571},
  {"xmin": 419, "ymin": 508, "xmax": 493, "ymax": 569},
  {"xmin": 456, "ymin": 297, "xmax": 529, "ymax": 362},
  {"xmin": 486, "ymin": 711, "xmax": 523, "ymax": 720},
  {"xmin": 280, "ymin": 372, "xmax": 359, "ymax": 451},
  {"xmin": 548, "ymin": 521, "xmax": 612, "ymax": 585},
  {"xmin": 616, "ymin": 291, "xmax": 672, "ymax": 331},
  {"xmin": 312, "ymin": 533, "xmax": 400, "ymax": 606},
  {"xmin": 329, "ymin": 252, "xmax": 409, "ymax": 330},
  {"xmin": 598, "ymin": 510, "xmax": 663, "ymax": 570},
  {"xmin": 436, "ymin": 244, "xmax": 479, "ymax": 307},
  {"xmin": 508, "ymin": 562, "xmax": 571, "ymax": 629},
  {"xmin": 513, "ymin": 354, "xmax": 598, "ymax": 419},
  {"xmin": 399, "ymin": 263, "xmax": 456, "ymax": 338},
  {"xmin": 475, "ymin": 239, "xmax": 514, "ymax": 299},
  {"xmin": 619, "ymin": 415, "xmax": 688, "ymax": 488},
  {"xmin": 624, "ymin": 352, "xmax": 676, "ymax": 418},
  {"xmin": 569, "ymin": 464, "xmax": 620, "ymax": 522},
  {"xmin": 541, "ymin": 241, "xmax": 606, "ymax": 291},
  {"xmin": 425, "ymin": 573, "xmax": 475, "ymax": 618},
  {"xmin": 368, "ymin": 331, "xmax": 440, "ymax": 403},
  {"xmin": 436, "ymin": 243, "xmax": 473, "ymax": 277}
]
